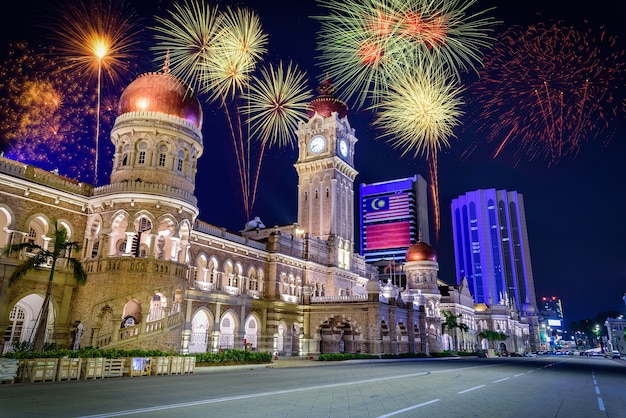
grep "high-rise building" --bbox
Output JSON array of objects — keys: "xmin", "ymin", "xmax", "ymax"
[
  {"xmin": 451, "ymin": 189, "xmax": 538, "ymax": 314},
  {"xmin": 540, "ymin": 296, "xmax": 564, "ymax": 319},
  {"xmin": 359, "ymin": 175, "xmax": 429, "ymax": 264}
]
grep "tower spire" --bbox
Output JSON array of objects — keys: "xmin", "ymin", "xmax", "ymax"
[{"xmin": 163, "ymin": 50, "xmax": 170, "ymax": 74}]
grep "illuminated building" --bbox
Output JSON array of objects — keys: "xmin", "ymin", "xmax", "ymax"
[
  {"xmin": 359, "ymin": 175, "xmax": 429, "ymax": 264},
  {"xmin": 0, "ymin": 70, "xmax": 531, "ymax": 357},
  {"xmin": 451, "ymin": 189, "xmax": 538, "ymax": 313},
  {"xmin": 540, "ymin": 296, "xmax": 564, "ymax": 319}
]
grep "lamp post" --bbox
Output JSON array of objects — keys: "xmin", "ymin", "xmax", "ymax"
[{"xmin": 93, "ymin": 41, "xmax": 108, "ymax": 186}]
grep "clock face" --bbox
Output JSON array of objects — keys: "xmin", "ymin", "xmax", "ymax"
[
  {"xmin": 339, "ymin": 139, "xmax": 348, "ymax": 158},
  {"xmin": 309, "ymin": 135, "xmax": 325, "ymax": 153}
]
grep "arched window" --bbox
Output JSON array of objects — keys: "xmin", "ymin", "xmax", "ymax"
[
  {"xmin": 158, "ymin": 144, "xmax": 168, "ymax": 167},
  {"xmin": 122, "ymin": 144, "xmax": 130, "ymax": 166},
  {"xmin": 176, "ymin": 150, "xmax": 184, "ymax": 172},
  {"xmin": 137, "ymin": 141, "xmax": 148, "ymax": 165}
]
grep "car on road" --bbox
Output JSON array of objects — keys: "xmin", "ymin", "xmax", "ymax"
[{"xmin": 611, "ymin": 350, "xmax": 621, "ymax": 359}]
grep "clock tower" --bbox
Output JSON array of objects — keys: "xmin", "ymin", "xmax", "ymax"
[{"xmin": 294, "ymin": 79, "xmax": 358, "ymax": 268}]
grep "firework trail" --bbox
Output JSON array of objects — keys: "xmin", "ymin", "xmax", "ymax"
[
  {"xmin": 315, "ymin": 0, "xmax": 494, "ymax": 242},
  {"xmin": 467, "ymin": 21, "xmax": 626, "ymax": 166},
  {"xmin": 373, "ymin": 57, "xmax": 464, "ymax": 241},
  {"xmin": 152, "ymin": 1, "xmax": 311, "ymax": 222},
  {"xmin": 47, "ymin": 0, "xmax": 144, "ymax": 184}
]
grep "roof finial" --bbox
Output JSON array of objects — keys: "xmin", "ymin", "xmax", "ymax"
[{"xmin": 163, "ymin": 50, "xmax": 170, "ymax": 74}]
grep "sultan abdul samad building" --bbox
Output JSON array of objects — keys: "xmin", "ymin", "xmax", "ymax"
[{"xmin": 0, "ymin": 67, "xmax": 536, "ymax": 356}]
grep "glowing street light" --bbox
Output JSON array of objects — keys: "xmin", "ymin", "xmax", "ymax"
[{"xmin": 93, "ymin": 38, "xmax": 109, "ymax": 186}]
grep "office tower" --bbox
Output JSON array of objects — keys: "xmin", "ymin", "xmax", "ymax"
[
  {"xmin": 540, "ymin": 296, "xmax": 564, "ymax": 319},
  {"xmin": 451, "ymin": 189, "xmax": 538, "ymax": 314},
  {"xmin": 359, "ymin": 175, "xmax": 429, "ymax": 264}
]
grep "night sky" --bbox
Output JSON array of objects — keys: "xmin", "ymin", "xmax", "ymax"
[{"xmin": 1, "ymin": 0, "xmax": 625, "ymax": 324}]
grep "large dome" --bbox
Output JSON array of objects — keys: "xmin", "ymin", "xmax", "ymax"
[
  {"xmin": 306, "ymin": 78, "xmax": 348, "ymax": 119},
  {"xmin": 405, "ymin": 241, "xmax": 437, "ymax": 262},
  {"xmin": 118, "ymin": 72, "xmax": 203, "ymax": 129}
]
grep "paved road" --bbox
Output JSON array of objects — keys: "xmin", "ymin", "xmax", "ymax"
[{"xmin": 1, "ymin": 356, "xmax": 625, "ymax": 417}]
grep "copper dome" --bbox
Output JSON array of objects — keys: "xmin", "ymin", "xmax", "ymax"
[
  {"xmin": 306, "ymin": 78, "xmax": 348, "ymax": 119},
  {"xmin": 118, "ymin": 72, "xmax": 203, "ymax": 129},
  {"xmin": 405, "ymin": 241, "xmax": 437, "ymax": 262}
]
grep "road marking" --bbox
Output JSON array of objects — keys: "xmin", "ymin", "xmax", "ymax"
[
  {"xmin": 492, "ymin": 377, "xmax": 509, "ymax": 383},
  {"xmin": 598, "ymin": 398, "xmax": 605, "ymax": 411},
  {"xmin": 595, "ymin": 386, "xmax": 601, "ymax": 395},
  {"xmin": 514, "ymin": 373, "xmax": 525, "ymax": 377},
  {"xmin": 458, "ymin": 385, "xmax": 486, "ymax": 394},
  {"xmin": 76, "ymin": 370, "xmax": 434, "ymax": 417},
  {"xmin": 377, "ymin": 399, "xmax": 440, "ymax": 417}
]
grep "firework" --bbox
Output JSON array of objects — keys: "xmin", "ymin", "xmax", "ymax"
[
  {"xmin": 314, "ymin": 0, "xmax": 496, "ymax": 107},
  {"xmin": 50, "ymin": 0, "xmax": 143, "ymax": 88},
  {"xmin": 468, "ymin": 21, "xmax": 626, "ymax": 166},
  {"xmin": 373, "ymin": 58, "xmax": 464, "ymax": 240},
  {"xmin": 48, "ymin": 0, "xmax": 143, "ymax": 184},
  {"xmin": 152, "ymin": 0, "xmax": 222, "ymax": 94},
  {"xmin": 202, "ymin": 6, "xmax": 268, "ymax": 102},
  {"xmin": 245, "ymin": 61, "xmax": 312, "ymax": 148},
  {"xmin": 152, "ymin": 2, "xmax": 310, "ymax": 222},
  {"xmin": 0, "ymin": 42, "xmax": 96, "ymax": 180}
]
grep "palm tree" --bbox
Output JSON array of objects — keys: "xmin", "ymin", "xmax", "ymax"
[
  {"xmin": 478, "ymin": 329, "xmax": 508, "ymax": 352},
  {"xmin": 442, "ymin": 311, "xmax": 469, "ymax": 352},
  {"xmin": 3, "ymin": 218, "xmax": 87, "ymax": 352}
]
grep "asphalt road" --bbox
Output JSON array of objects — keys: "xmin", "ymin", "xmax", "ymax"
[{"xmin": 1, "ymin": 356, "xmax": 625, "ymax": 417}]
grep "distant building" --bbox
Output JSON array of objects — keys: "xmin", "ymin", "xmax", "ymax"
[
  {"xmin": 359, "ymin": 175, "xmax": 429, "ymax": 264},
  {"xmin": 540, "ymin": 296, "xmax": 564, "ymax": 319},
  {"xmin": 451, "ymin": 189, "xmax": 538, "ymax": 314}
]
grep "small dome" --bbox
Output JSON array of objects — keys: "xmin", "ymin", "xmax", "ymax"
[
  {"xmin": 306, "ymin": 78, "xmax": 348, "ymax": 119},
  {"xmin": 405, "ymin": 241, "xmax": 437, "ymax": 262},
  {"xmin": 118, "ymin": 72, "xmax": 203, "ymax": 129}
]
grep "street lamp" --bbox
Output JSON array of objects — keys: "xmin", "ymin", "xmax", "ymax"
[{"xmin": 93, "ymin": 39, "xmax": 108, "ymax": 186}]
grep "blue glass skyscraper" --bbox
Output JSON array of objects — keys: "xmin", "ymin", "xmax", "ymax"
[{"xmin": 451, "ymin": 189, "xmax": 538, "ymax": 314}]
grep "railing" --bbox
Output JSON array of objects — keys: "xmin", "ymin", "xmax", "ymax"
[
  {"xmin": 311, "ymin": 294, "xmax": 368, "ymax": 303},
  {"xmin": 280, "ymin": 294, "xmax": 300, "ymax": 304},
  {"xmin": 193, "ymin": 220, "xmax": 267, "ymax": 251},
  {"xmin": 93, "ymin": 180, "xmax": 197, "ymax": 206},
  {"xmin": 194, "ymin": 280, "xmax": 214, "ymax": 292},
  {"xmin": 84, "ymin": 257, "xmax": 187, "ymax": 278},
  {"xmin": 223, "ymin": 285, "xmax": 241, "ymax": 296}
]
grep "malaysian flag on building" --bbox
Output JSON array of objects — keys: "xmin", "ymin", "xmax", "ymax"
[
  {"xmin": 365, "ymin": 221, "xmax": 411, "ymax": 250},
  {"xmin": 364, "ymin": 193, "xmax": 411, "ymax": 223}
]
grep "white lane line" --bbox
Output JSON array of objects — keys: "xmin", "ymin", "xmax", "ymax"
[
  {"xmin": 377, "ymin": 399, "xmax": 441, "ymax": 418},
  {"xmin": 458, "ymin": 385, "xmax": 486, "ymax": 394},
  {"xmin": 76, "ymin": 370, "xmax": 432, "ymax": 417},
  {"xmin": 492, "ymin": 377, "xmax": 510, "ymax": 383},
  {"xmin": 598, "ymin": 398, "xmax": 605, "ymax": 411},
  {"xmin": 595, "ymin": 386, "xmax": 601, "ymax": 395},
  {"xmin": 514, "ymin": 373, "xmax": 525, "ymax": 377}
]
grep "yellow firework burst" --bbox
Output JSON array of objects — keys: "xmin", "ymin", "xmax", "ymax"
[
  {"xmin": 152, "ymin": 0, "xmax": 222, "ymax": 93},
  {"xmin": 202, "ymin": 6, "xmax": 268, "ymax": 101},
  {"xmin": 374, "ymin": 59, "xmax": 464, "ymax": 157},
  {"xmin": 50, "ymin": 0, "xmax": 142, "ymax": 85},
  {"xmin": 245, "ymin": 61, "xmax": 313, "ymax": 148}
]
